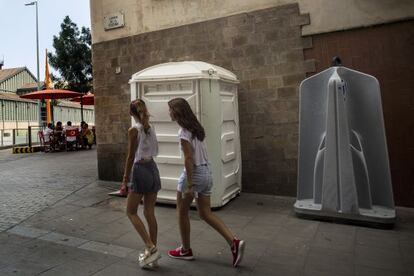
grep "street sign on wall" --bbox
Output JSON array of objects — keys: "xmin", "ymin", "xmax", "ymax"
[{"xmin": 104, "ymin": 12, "xmax": 125, "ymax": 31}]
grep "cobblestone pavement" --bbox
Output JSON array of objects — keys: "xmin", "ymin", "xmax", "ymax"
[{"xmin": 0, "ymin": 148, "xmax": 97, "ymax": 231}]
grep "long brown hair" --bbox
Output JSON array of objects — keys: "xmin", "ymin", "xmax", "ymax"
[
  {"xmin": 130, "ymin": 99, "xmax": 151, "ymax": 135},
  {"xmin": 168, "ymin": 98, "xmax": 205, "ymax": 141}
]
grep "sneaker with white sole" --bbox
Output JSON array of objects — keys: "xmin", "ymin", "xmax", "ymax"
[
  {"xmin": 168, "ymin": 246, "xmax": 195, "ymax": 260},
  {"xmin": 148, "ymin": 259, "xmax": 159, "ymax": 268},
  {"xmin": 139, "ymin": 246, "xmax": 161, "ymax": 268},
  {"xmin": 139, "ymin": 252, "xmax": 159, "ymax": 269},
  {"xmin": 231, "ymin": 239, "xmax": 245, "ymax": 267}
]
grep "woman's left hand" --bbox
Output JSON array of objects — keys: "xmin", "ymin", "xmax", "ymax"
[
  {"xmin": 120, "ymin": 181, "xmax": 128, "ymax": 196},
  {"xmin": 184, "ymin": 185, "xmax": 194, "ymax": 198}
]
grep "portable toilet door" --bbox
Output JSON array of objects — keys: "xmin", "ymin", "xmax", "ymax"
[
  {"xmin": 129, "ymin": 61, "xmax": 242, "ymax": 208},
  {"xmin": 295, "ymin": 63, "xmax": 395, "ymax": 226}
]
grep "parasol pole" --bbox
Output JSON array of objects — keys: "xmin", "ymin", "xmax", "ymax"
[
  {"xmin": 51, "ymin": 96, "xmax": 54, "ymax": 125},
  {"xmin": 81, "ymin": 95, "xmax": 84, "ymax": 123}
]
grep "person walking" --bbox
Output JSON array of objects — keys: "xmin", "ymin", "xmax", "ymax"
[
  {"xmin": 167, "ymin": 97, "xmax": 245, "ymax": 267},
  {"xmin": 121, "ymin": 99, "xmax": 161, "ymax": 268}
]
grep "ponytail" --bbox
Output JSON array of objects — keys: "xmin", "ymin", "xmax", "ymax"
[{"xmin": 130, "ymin": 99, "xmax": 151, "ymax": 135}]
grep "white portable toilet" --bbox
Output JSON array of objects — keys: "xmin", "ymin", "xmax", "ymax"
[{"xmin": 129, "ymin": 61, "xmax": 242, "ymax": 208}]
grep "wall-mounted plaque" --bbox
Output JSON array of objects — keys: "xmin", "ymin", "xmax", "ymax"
[{"xmin": 104, "ymin": 12, "xmax": 125, "ymax": 30}]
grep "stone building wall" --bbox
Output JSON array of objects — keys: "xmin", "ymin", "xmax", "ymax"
[
  {"xmin": 92, "ymin": 4, "xmax": 314, "ymax": 195},
  {"xmin": 90, "ymin": 0, "xmax": 414, "ymax": 43}
]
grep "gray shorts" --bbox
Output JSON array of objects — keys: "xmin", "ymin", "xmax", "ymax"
[
  {"xmin": 128, "ymin": 160, "xmax": 161, "ymax": 194},
  {"xmin": 177, "ymin": 164, "xmax": 213, "ymax": 196}
]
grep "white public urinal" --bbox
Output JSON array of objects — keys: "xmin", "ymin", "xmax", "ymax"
[{"xmin": 295, "ymin": 58, "xmax": 395, "ymax": 227}]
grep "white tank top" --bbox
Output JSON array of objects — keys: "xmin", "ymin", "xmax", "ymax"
[{"xmin": 133, "ymin": 122, "xmax": 158, "ymax": 163}]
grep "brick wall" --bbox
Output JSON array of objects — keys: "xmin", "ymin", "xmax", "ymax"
[
  {"xmin": 92, "ymin": 3, "xmax": 313, "ymax": 196},
  {"xmin": 304, "ymin": 20, "xmax": 414, "ymax": 207}
]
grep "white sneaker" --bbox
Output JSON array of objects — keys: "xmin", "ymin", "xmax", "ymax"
[
  {"xmin": 139, "ymin": 246, "xmax": 161, "ymax": 269},
  {"xmin": 139, "ymin": 252, "xmax": 159, "ymax": 269},
  {"xmin": 148, "ymin": 260, "xmax": 159, "ymax": 268}
]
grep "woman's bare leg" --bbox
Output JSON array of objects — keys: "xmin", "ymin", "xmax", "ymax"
[
  {"xmin": 196, "ymin": 195, "xmax": 234, "ymax": 245},
  {"xmin": 127, "ymin": 192, "xmax": 154, "ymax": 248},
  {"xmin": 176, "ymin": 192, "xmax": 194, "ymax": 249},
  {"xmin": 143, "ymin": 193, "xmax": 158, "ymax": 246}
]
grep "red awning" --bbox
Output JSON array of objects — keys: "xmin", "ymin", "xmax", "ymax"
[
  {"xmin": 70, "ymin": 92, "xmax": 94, "ymax": 105},
  {"xmin": 20, "ymin": 89, "xmax": 83, "ymax": 100}
]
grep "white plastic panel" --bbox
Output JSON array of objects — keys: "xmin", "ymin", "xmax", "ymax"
[
  {"xmin": 136, "ymin": 80, "xmax": 200, "ymax": 201},
  {"xmin": 219, "ymin": 83, "xmax": 240, "ymax": 193}
]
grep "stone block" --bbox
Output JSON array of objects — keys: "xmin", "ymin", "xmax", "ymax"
[
  {"xmin": 232, "ymin": 35, "xmax": 247, "ymax": 48},
  {"xmin": 231, "ymin": 57, "xmax": 249, "ymax": 70},
  {"xmin": 304, "ymin": 59, "xmax": 316, "ymax": 73},
  {"xmin": 274, "ymin": 62, "xmax": 305, "ymax": 75},
  {"xmin": 227, "ymin": 13, "xmax": 253, "ymax": 26},
  {"xmin": 264, "ymin": 30, "xmax": 281, "ymax": 42},
  {"xmin": 242, "ymin": 44, "xmax": 262, "ymax": 57},
  {"xmin": 242, "ymin": 65, "xmax": 275, "ymax": 80},
  {"xmin": 280, "ymin": 49, "xmax": 305, "ymax": 63},
  {"xmin": 222, "ymin": 48, "xmax": 243, "ymax": 59},
  {"xmin": 250, "ymin": 78, "xmax": 268, "ymax": 89},
  {"xmin": 302, "ymin": 36, "xmax": 313, "ymax": 49},
  {"xmin": 274, "ymin": 3, "xmax": 300, "ymax": 16},
  {"xmin": 282, "ymin": 73, "xmax": 306, "ymax": 86},
  {"xmin": 270, "ymin": 37, "xmax": 304, "ymax": 51},
  {"xmin": 268, "ymin": 76, "xmax": 284, "ymax": 88},
  {"xmin": 290, "ymin": 14, "xmax": 311, "ymax": 26},
  {"xmin": 249, "ymin": 55, "xmax": 266, "ymax": 67},
  {"xmin": 277, "ymin": 86, "xmax": 298, "ymax": 100}
]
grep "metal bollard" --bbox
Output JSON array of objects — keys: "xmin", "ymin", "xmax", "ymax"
[{"xmin": 28, "ymin": 126, "xmax": 32, "ymax": 147}]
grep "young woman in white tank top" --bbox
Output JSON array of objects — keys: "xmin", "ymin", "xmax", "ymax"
[
  {"xmin": 167, "ymin": 98, "xmax": 245, "ymax": 267},
  {"xmin": 121, "ymin": 99, "xmax": 161, "ymax": 268}
]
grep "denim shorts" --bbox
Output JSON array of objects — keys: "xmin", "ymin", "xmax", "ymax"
[
  {"xmin": 128, "ymin": 160, "xmax": 161, "ymax": 194},
  {"xmin": 177, "ymin": 164, "xmax": 213, "ymax": 196}
]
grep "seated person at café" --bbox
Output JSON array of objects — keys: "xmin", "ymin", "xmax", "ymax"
[
  {"xmin": 79, "ymin": 121, "xmax": 86, "ymax": 132},
  {"xmin": 63, "ymin": 121, "xmax": 71, "ymax": 131},
  {"xmin": 77, "ymin": 121, "xmax": 86, "ymax": 145},
  {"xmin": 53, "ymin": 121, "xmax": 65, "ymax": 149},
  {"xmin": 80, "ymin": 123, "xmax": 94, "ymax": 149},
  {"xmin": 55, "ymin": 121, "xmax": 63, "ymax": 133},
  {"xmin": 42, "ymin": 123, "xmax": 54, "ymax": 143},
  {"xmin": 65, "ymin": 121, "xmax": 78, "ymax": 150}
]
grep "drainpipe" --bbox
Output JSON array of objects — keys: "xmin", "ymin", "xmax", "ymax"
[
  {"xmin": 1, "ymin": 99, "xmax": 4, "ymax": 131},
  {"xmin": 1, "ymin": 100, "xmax": 3, "ymax": 146},
  {"xmin": 15, "ymin": 101, "xmax": 18, "ymax": 136}
]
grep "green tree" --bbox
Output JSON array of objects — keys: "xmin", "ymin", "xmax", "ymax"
[{"xmin": 48, "ymin": 16, "xmax": 92, "ymax": 93}]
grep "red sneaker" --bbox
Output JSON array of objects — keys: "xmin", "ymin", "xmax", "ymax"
[
  {"xmin": 168, "ymin": 246, "xmax": 195, "ymax": 260},
  {"xmin": 231, "ymin": 239, "xmax": 245, "ymax": 267}
]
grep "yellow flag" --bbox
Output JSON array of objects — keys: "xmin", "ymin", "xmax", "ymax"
[
  {"xmin": 44, "ymin": 49, "xmax": 53, "ymax": 89},
  {"xmin": 45, "ymin": 49, "xmax": 53, "ymax": 123}
]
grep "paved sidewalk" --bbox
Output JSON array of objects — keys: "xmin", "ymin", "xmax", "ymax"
[
  {"xmin": 0, "ymin": 149, "xmax": 413, "ymax": 275},
  {"xmin": 0, "ymin": 148, "xmax": 97, "ymax": 231}
]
